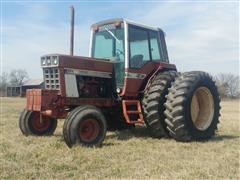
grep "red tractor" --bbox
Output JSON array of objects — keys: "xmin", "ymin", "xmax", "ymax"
[{"xmin": 19, "ymin": 8, "xmax": 220, "ymax": 147}]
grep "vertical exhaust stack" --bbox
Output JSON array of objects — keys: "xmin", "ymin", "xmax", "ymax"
[{"xmin": 70, "ymin": 6, "xmax": 74, "ymax": 56}]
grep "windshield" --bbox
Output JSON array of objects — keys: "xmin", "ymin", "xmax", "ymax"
[
  {"xmin": 92, "ymin": 25, "xmax": 124, "ymax": 62},
  {"xmin": 92, "ymin": 24, "xmax": 125, "ymax": 87}
]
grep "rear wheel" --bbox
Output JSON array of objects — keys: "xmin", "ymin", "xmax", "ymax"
[
  {"xmin": 164, "ymin": 71, "xmax": 220, "ymax": 141},
  {"xmin": 142, "ymin": 71, "xmax": 177, "ymax": 137},
  {"xmin": 63, "ymin": 105, "xmax": 107, "ymax": 147},
  {"xmin": 19, "ymin": 109, "xmax": 57, "ymax": 136}
]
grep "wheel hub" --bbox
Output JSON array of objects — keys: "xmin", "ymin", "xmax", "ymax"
[
  {"xmin": 31, "ymin": 114, "xmax": 51, "ymax": 132},
  {"xmin": 79, "ymin": 119, "xmax": 100, "ymax": 142},
  {"xmin": 191, "ymin": 87, "xmax": 214, "ymax": 130}
]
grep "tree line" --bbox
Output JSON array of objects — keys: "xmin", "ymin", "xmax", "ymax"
[
  {"xmin": 0, "ymin": 70, "xmax": 239, "ymax": 98},
  {"xmin": 0, "ymin": 69, "xmax": 29, "ymax": 96},
  {"xmin": 214, "ymin": 73, "xmax": 240, "ymax": 99}
]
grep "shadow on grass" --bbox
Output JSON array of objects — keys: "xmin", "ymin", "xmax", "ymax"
[
  {"xmin": 210, "ymin": 135, "xmax": 239, "ymax": 141},
  {"xmin": 53, "ymin": 133, "xmax": 63, "ymax": 137},
  {"xmin": 54, "ymin": 128, "xmax": 239, "ymax": 145},
  {"xmin": 54, "ymin": 127, "xmax": 152, "ymax": 147},
  {"xmin": 106, "ymin": 129, "xmax": 240, "ymax": 142},
  {"xmin": 105, "ymin": 127, "xmax": 154, "ymax": 141}
]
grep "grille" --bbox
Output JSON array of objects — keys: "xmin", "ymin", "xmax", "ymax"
[{"xmin": 43, "ymin": 68, "xmax": 60, "ymax": 90}]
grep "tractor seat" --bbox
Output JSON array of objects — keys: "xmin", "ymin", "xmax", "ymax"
[{"xmin": 130, "ymin": 54, "xmax": 143, "ymax": 68}]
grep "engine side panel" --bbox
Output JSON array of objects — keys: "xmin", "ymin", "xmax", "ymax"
[
  {"xmin": 64, "ymin": 68, "xmax": 113, "ymax": 98},
  {"xmin": 65, "ymin": 74, "xmax": 79, "ymax": 97}
]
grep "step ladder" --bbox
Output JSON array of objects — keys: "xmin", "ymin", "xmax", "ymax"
[{"xmin": 122, "ymin": 100, "xmax": 144, "ymax": 124}]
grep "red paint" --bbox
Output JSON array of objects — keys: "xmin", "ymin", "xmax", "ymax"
[
  {"xmin": 79, "ymin": 119, "xmax": 100, "ymax": 142},
  {"xmin": 56, "ymin": 55, "xmax": 113, "ymax": 98},
  {"xmin": 30, "ymin": 113, "xmax": 51, "ymax": 132},
  {"xmin": 26, "ymin": 89, "xmax": 59, "ymax": 111},
  {"xmin": 26, "ymin": 89, "xmax": 65, "ymax": 119},
  {"xmin": 58, "ymin": 55, "xmax": 113, "ymax": 73},
  {"xmin": 122, "ymin": 100, "xmax": 144, "ymax": 124},
  {"xmin": 26, "ymin": 88, "xmax": 115, "ymax": 119},
  {"xmin": 121, "ymin": 61, "xmax": 176, "ymax": 97},
  {"xmin": 65, "ymin": 97, "xmax": 115, "ymax": 107},
  {"xmin": 26, "ymin": 55, "xmax": 177, "ymax": 125}
]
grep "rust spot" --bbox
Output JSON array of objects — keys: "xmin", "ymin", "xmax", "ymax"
[{"xmin": 84, "ymin": 60, "xmax": 95, "ymax": 69}]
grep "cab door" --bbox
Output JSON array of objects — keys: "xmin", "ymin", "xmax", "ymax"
[{"xmin": 121, "ymin": 25, "xmax": 166, "ymax": 97}]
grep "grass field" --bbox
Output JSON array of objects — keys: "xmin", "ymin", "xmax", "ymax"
[{"xmin": 0, "ymin": 97, "xmax": 239, "ymax": 179}]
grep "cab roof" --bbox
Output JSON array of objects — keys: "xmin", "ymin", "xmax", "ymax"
[{"xmin": 91, "ymin": 18, "xmax": 161, "ymax": 32}]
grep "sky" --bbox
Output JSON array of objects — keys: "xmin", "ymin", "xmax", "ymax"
[{"xmin": 1, "ymin": 1, "xmax": 239, "ymax": 79}]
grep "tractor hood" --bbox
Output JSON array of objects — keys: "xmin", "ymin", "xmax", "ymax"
[{"xmin": 41, "ymin": 54, "xmax": 113, "ymax": 77}]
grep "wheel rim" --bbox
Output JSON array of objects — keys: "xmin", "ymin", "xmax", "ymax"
[
  {"xmin": 190, "ymin": 87, "xmax": 214, "ymax": 131},
  {"xmin": 79, "ymin": 119, "xmax": 100, "ymax": 142},
  {"xmin": 31, "ymin": 113, "xmax": 51, "ymax": 132}
]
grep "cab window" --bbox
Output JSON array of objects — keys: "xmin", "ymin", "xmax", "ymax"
[
  {"xmin": 129, "ymin": 25, "xmax": 162, "ymax": 68},
  {"xmin": 129, "ymin": 26, "xmax": 150, "ymax": 68},
  {"xmin": 149, "ymin": 31, "xmax": 162, "ymax": 60}
]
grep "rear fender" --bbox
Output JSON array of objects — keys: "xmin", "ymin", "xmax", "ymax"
[{"xmin": 143, "ymin": 64, "xmax": 177, "ymax": 92}]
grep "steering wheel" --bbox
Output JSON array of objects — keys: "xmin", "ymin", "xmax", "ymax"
[{"xmin": 116, "ymin": 48, "xmax": 124, "ymax": 56}]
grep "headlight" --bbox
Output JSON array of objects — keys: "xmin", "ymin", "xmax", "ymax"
[
  {"xmin": 47, "ymin": 57, "xmax": 51, "ymax": 65},
  {"xmin": 41, "ymin": 56, "xmax": 59, "ymax": 66},
  {"xmin": 41, "ymin": 57, "xmax": 46, "ymax": 66},
  {"xmin": 52, "ymin": 56, "xmax": 59, "ymax": 65},
  {"xmin": 116, "ymin": 87, "xmax": 122, "ymax": 94}
]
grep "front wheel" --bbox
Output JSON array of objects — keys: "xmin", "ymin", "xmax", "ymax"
[
  {"xmin": 63, "ymin": 105, "xmax": 107, "ymax": 147},
  {"xmin": 19, "ymin": 109, "xmax": 57, "ymax": 136},
  {"xmin": 164, "ymin": 71, "xmax": 221, "ymax": 141}
]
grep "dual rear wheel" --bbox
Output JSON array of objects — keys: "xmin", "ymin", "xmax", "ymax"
[
  {"xmin": 164, "ymin": 71, "xmax": 220, "ymax": 141},
  {"xmin": 143, "ymin": 71, "xmax": 220, "ymax": 141},
  {"xmin": 142, "ymin": 70, "xmax": 178, "ymax": 137}
]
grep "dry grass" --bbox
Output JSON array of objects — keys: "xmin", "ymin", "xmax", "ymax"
[{"xmin": 0, "ymin": 97, "xmax": 239, "ymax": 179}]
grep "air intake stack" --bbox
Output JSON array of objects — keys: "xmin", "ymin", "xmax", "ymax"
[{"xmin": 70, "ymin": 6, "xmax": 74, "ymax": 56}]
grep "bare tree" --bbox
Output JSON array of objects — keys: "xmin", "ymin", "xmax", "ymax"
[
  {"xmin": 0, "ymin": 72, "xmax": 8, "ymax": 86},
  {"xmin": 9, "ymin": 69, "xmax": 29, "ymax": 86},
  {"xmin": 215, "ymin": 73, "xmax": 240, "ymax": 98},
  {"xmin": 0, "ymin": 72, "xmax": 9, "ymax": 96}
]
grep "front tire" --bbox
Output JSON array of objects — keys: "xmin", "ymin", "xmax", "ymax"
[
  {"xmin": 63, "ymin": 105, "xmax": 107, "ymax": 147},
  {"xmin": 164, "ymin": 71, "xmax": 221, "ymax": 141},
  {"xmin": 19, "ymin": 109, "xmax": 57, "ymax": 136}
]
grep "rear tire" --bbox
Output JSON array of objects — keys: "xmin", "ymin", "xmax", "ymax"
[
  {"xmin": 142, "ymin": 71, "xmax": 178, "ymax": 137},
  {"xmin": 164, "ymin": 71, "xmax": 221, "ymax": 141},
  {"xmin": 63, "ymin": 105, "xmax": 107, "ymax": 147},
  {"xmin": 19, "ymin": 109, "xmax": 57, "ymax": 136}
]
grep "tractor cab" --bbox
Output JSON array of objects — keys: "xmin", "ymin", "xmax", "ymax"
[{"xmin": 90, "ymin": 18, "xmax": 169, "ymax": 92}]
